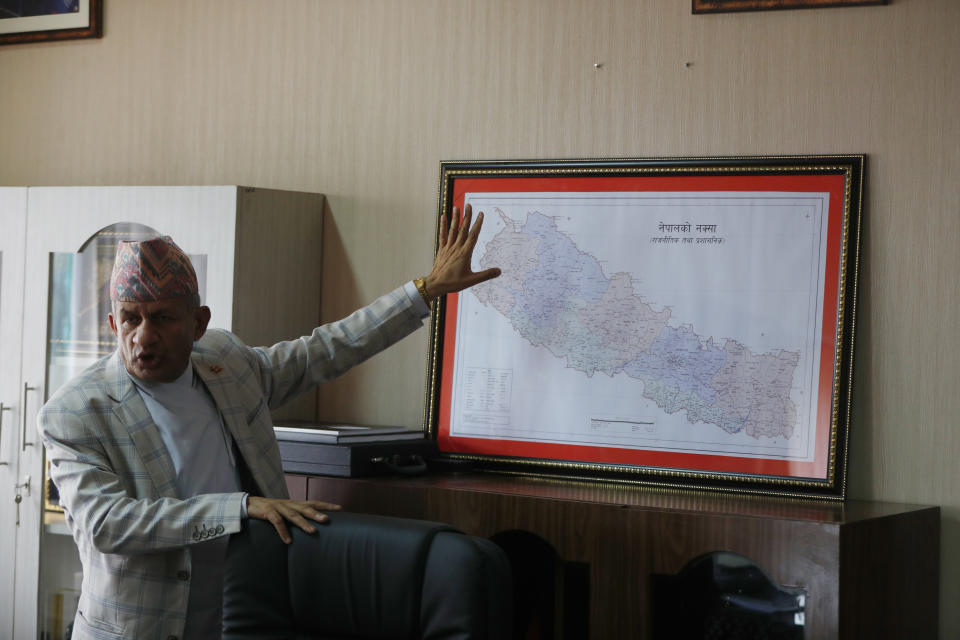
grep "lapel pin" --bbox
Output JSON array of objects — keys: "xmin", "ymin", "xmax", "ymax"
[{"xmin": 209, "ymin": 365, "xmax": 223, "ymax": 374}]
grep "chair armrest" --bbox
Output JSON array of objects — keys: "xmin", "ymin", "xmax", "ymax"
[{"xmin": 422, "ymin": 532, "xmax": 514, "ymax": 640}]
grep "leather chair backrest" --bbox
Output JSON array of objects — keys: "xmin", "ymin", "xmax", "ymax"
[{"xmin": 223, "ymin": 512, "xmax": 512, "ymax": 640}]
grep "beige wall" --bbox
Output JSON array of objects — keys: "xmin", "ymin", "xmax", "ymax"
[{"xmin": 1, "ymin": 0, "xmax": 957, "ymax": 634}]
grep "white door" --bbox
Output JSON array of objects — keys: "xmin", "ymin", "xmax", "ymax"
[
  {"xmin": 0, "ymin": 188, "xmax": 27, "ymax": 640},
  {"xmin": 15, "ymin": 186, "xmax": 241, "ymax": 639}
]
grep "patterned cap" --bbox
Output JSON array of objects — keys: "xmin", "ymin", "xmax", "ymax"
[{"xmin": 110, "ymin": 236, "xmax": 198, "ymax": 302}]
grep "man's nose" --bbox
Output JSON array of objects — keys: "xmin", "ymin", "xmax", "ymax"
[{"xmin": 133, "ymin": 320, "xmax": 159, "ymax": 346}]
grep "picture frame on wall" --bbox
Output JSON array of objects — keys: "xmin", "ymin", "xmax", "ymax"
[
  {"xmin": 693, "ymin": 0, "xmax": 886, "ymax": 13},
  {"xmin": 0, "ymin": 0, "xmax": 102, "ymax": 45},
  {"xmin": 424, "ymin": 155, "xmax": 864, "ymax": 500}
]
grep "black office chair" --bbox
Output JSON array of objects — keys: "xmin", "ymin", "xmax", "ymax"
[{"xmin": 222, "ymin": 512, "xmax": 513, "ymax": 640}]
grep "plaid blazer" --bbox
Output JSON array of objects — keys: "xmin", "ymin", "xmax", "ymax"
[{"xmin": 38, "ymin": 287, "xmax": 425, "ymax": 640}]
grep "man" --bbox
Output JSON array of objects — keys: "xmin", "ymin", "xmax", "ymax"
[{"xmin": 38, "ymin": 205, "xmax": 499, "ymax": 640}]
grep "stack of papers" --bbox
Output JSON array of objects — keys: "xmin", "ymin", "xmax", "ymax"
[{"xmin": 273, "ymin": 423, "xmax": 425, "ymax": 444}]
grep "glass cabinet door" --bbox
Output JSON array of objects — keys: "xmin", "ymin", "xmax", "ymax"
[
  {"xmin": 0, "ymin": 188, "xmax": 27, "ymax": 640},
  {"xmin": 15, "ymin": 186, "xmax": 240, "ymax": 639},
  {"xmin": 42, "ymin": 222, "xmax": 169, "ymax": 640}
]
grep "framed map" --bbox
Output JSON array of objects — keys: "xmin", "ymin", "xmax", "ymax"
[{"xmin": 424, "ymin": 156, "xmax": 864, "ymax": 500}]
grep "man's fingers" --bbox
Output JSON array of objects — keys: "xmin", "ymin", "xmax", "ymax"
[
  {"xmin": 285, "ymin": 510, "xmax": 317, "ymax": 535},
  {"xmin": 249, "ymin": 497, "xmax": 339, "ymax": 543},
  {"xmin": 425, "ymin": 204, "xmax": 500, "ymax": 297},
  {"xmin": 439, "ymin": 209, "xmax": 450, "ymax": 248},
  {"xmin": 464, "ymin": 213, "xmax": 486, "ymax": 253},
  {"xmin": 272, "ymin": 506, "xmax": 321, "ymax": 542},
  {"xmin": 297, "ymin": 505, "xmax": 330, "ymax": 525},
  {"xmin": 306, "ymin": 500, "xmax": 340, "ymax": 510},
  {"xmin": 467, "ymin": 211, "xmax": 485, "ymax": 239},
  {"xmin": 442, "ymin": 204, "xmax": 485, "ymax": 250},
  {"xmin": 465, "ymin": 268, "xmax": 501, "ymax": 289},
  {"xmin": 458, "ymin": 204, "xmax": 473, "ymax": 242},
  {"xmin": 266, "ymin": 510, "xmax": 292, "ymax": 544},
  {"xmin": 447, "ymin": 206, "xmax": 460, "ymax": 245},
  {"xmin": 285, "ymin": 501, "xmax": 335, "ymax": 530}
]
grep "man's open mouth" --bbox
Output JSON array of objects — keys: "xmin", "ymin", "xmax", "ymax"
[{"xmin": 136, "ymin": 353, "xmax": 159, "ymax": 366}]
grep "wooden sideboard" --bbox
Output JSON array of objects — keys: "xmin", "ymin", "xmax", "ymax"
[{"xmin": 285, "ymin": 472, "xmax": 939, "ymax": 639}]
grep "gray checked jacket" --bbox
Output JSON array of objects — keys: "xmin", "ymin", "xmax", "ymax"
[{"xmin": 38, "ymin": 286, "xmax": 425, "ymax": 640}]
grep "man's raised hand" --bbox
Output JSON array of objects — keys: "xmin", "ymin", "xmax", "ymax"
[{"xmin": 420, "ymin": 204, "xmax": 501, "ymax": 303}]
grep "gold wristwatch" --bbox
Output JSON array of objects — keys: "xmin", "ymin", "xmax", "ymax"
[{"xmin": 414, "ymin": 277, "xmax": 430, "ymax": 303}]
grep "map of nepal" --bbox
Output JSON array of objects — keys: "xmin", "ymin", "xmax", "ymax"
[{"xmin": 470, "ymin": 209, "xmax": 800, "ymax": 440}]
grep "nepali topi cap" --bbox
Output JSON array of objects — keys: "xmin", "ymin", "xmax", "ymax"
[{"xmin": 110, "ymin": 236, "xmax": 199, "ymax": 302}]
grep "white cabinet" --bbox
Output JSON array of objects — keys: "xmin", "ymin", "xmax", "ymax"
[
  {"xmin": 1, "ymin": 186, "xmax": 324, "ymax": 639},
  {"xmin": 0, "ymin": 187, "xmax": 28, "ymax": 640}
]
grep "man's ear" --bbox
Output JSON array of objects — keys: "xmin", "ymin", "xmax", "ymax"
[
  {"xmin": 194, "ymin": 306, "xmax": 212, "ymax": 340},
  {"xmin": 108, "ymin": 312, "xmax": 118, "ymax": 337}
]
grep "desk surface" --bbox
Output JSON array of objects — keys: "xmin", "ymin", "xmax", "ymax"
[
  {"xmin": 302, "ymin": 470, "xmax": 936, "ymax": 524},
  {"xmin": 294, "ymin": 472, "xmax": 937, "ymax": 524}
]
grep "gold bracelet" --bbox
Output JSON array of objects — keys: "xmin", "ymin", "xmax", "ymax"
[{"xmin": 414, "ymin": 277, "xmax": 430, "ymax": 303}]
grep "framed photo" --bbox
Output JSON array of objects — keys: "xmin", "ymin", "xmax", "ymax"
[
  {"xmin": 0, "ymin": 0, "xmax": 102, "ymax": 46},
  {"xmin": 424, "ymin": 156, "xmax": 864, "ymax": 500},
  {"xmin": 693, "ymin": 0, "xmax": 885, "ymax": 12}
]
